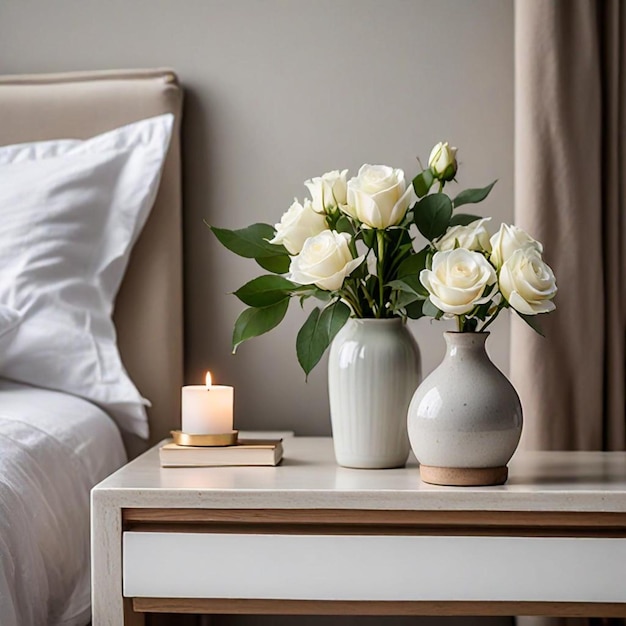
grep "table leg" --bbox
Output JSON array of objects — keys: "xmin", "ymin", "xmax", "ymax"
[{"xmin": 91, "ymin": 494, "xmax": 126, "ymax": 625}]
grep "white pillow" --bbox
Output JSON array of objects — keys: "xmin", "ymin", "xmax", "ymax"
[{"xmin": 0, "ymin": 114, "xmax": 174, "ymax": 438}]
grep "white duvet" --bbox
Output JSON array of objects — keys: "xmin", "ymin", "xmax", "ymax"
[{"xmin": 0, "ymin": 379, "xmax": 126, "ymax": 626}]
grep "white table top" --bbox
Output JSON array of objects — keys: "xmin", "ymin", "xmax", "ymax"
[{"xmin": 93, "ymin": 436, "xmax": 626, "ymax": 513}]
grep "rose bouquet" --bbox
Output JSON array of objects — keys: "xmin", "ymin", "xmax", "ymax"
[{"xmin": 210, "ymin": 142, "xmax": 557, "ymax": 376}]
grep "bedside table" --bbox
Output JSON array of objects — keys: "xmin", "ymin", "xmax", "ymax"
[{"xmin": 91, "ymin": 437, "xmax": 626, "ymax": 625}]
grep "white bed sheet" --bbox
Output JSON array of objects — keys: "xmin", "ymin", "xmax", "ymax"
[{"xmin": 0, "ymin": 379, "xmax": 127, "ymax": 626}]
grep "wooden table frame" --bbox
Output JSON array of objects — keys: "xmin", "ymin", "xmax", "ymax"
[
  {"xmin": 91, "ymin": 440, "xmax": 626, "ymax": 625},
  {"xmin": 116, "ymin": 508, "xmax": 626, "ymax": 622}
]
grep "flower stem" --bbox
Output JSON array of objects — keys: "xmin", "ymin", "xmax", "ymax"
[
  {"xmin": 438, "ymin": 180, "xmax": 445, "ymax": 194},
  {"xmin": 342, "ymin": 287, "xmax": 364, "ymax": 318},
  {"xmin": 478, "ymin": 301, "xmax": 505, "ymax": 332},
  {"xmin": 361, "ymin": 281, "xmax": 377, "ymax": 316},
  {"xmin": 479, "ymin": 312, "xmax": 498, "ymax": 332},
  {"xmin": 479, "ymin": 317, "xmax": 495, "ymax": 332},
  {"xmin": 377, "ymin": 230, "xmax": 385, "ymax": 318}
]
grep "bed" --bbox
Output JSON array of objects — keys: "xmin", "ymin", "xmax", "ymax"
[{"xmin": 0, "ymin": 70, "xmax": 184, "ymax": 625}]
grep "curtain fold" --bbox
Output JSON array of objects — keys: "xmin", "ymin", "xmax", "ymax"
[
  {"xmin": 600, "ymin": 0, "xmax": 626, "ymax": 450},
  {"xmin": 514, "ymin": 0, "xmax": 625, "ymax": 625},
  {"xmin": 513, "ymin": 0, "xmax": 625, "ymax": 452}
]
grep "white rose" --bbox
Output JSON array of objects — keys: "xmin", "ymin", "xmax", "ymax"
[
  {"xmin": 428, "ymin": 141, "xmax": 458, "ymax": 181},
  {"xmin": 435, "ymin": 217, "xmax": 492, "ymax": 252},
  {"xmin": 420, "ymin": 248, "xmax": 496, "ymax": 315},
  {"xmin": 345, "ymin": 164, "xmax": 414, "ymax": 229},
  {"xmin": 269, "ymin": 198, "xmax": 328, "ymax": 255},
  {"xmin": 288, "ymin": 230, "xmax": 365, "ymax": 291},
  {"xmin": 499, "ymin": 248, "xmax": 557, "ymax": 315},
  {"xmin": 489, "ymin": 223, "xmax": 543, "ymax": 269},
  {"xmin": 304, "ymin": 169, "xmax": 348, "ymax": 213}
]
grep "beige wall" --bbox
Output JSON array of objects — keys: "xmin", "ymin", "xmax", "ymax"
[
  {"xmin": 1, "ymin": 1, "xmax": 514, "ymax": 624},
  {"xmin": 0, "ymin": 0, "xmax": 514, "ymax": 438}
]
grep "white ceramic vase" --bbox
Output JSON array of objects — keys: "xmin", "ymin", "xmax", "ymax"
[
  {"xmin": 328, "ymin": 318, "xmax": 421, "ymax": 469},
  {"xmin": 407, "ymin": 331, "xmax": 522, "ymax": 486}
]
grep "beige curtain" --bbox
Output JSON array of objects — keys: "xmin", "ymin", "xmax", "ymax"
[
  {"xmin": 514, "ymin": 1, "xmax": 625, "ymax": 625},
  {"xmin": 513, "ymin": 0, "xmax": 625, "ymax": 452}
]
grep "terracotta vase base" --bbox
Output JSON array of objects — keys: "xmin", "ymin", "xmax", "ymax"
[{"xmin": 419, "ymin": 464, "xmax": 508, "ymax": 487}]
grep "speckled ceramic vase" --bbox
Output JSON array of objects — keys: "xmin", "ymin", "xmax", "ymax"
[
  {"xmin": 328, "ymin": 319, "xmax": 422, "ymax": 469},
  {"xmin": 407, "ymin": 331, "xmax": 522, "ymax": 486}
]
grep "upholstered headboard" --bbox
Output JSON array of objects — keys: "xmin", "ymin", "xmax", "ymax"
[{"xmin": 0, "ymin": 69, "xmax": 184, "ymax": 456}]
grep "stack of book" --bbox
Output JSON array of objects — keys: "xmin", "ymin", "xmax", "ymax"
[{"xmin": 159, "ymin": 438, "xmax": 283, "ymax": 467}]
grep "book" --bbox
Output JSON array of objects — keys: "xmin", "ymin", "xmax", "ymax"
[{"xmin": 159, "ymin": 439, "xmax": 283, "ymax": 467}]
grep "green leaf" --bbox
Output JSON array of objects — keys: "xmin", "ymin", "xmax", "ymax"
[
  {"xmin": 210, "ymin": 223, "xmax": 287, "ymax": 259},
  {"xmin": 255, "ymin": 254, "xmax": 291, "ymax": 274},
  {"xmin": 296, "ymin": 301, "xmax": 350, "ymax": 377},
  {"xmin": 394, "ymin": 242, "xmax": 415, "ymax": 258},
  {"xmin": 296, "ymin": 308, "xmax": 322, "ymax": 376},
  {"xmin": 472, "ymin": 300, "xmax": 493, "ymax": 321},
  {"xmin": 449, "ymin": 213, "xmax": 482, "ymax": 227},
  {"xmin": 412, "ymin": 169, "xmax": 435, "ymax": 198},
  {"xmin": 413, "ymin": 193, "xmax": 453, "ymax": 241},
  {"xmin": 396, "ymin": 246, "xmax": 430, "ymax": 279},
  {"xmin": 351, "ymin": 258, "xmax": 368, "ymax": 280},
  {"xmin": 298, "ymin": 287, "xmax": 332, "ymax": 307},
  {"xmin": 314, "ymin": 288, "xmax": 333, "ymax": 302},
  {"xmin": 386, "ymin": 227, "xmax": 413, "ymax": 260},
  {"xmin": 405, "ymin": 300, "xmax": 425, "ymax": 319},
  {"xmin": 386, "ymin": 226, "xmax": 412, "ymax": 249},
  {"xmin": 232, "ymin": 300, "xmax": 289, "ymax": 353},
  {"xmin": 234, "ymin": 275, "xmax": 298, "ymax": 307},
  {"xmin": 320, "ymin": 301, "xmax": 351, "ymax": 343},
  {"xmin": 335, "ymin": 215, "xmax": 355, "ymax": 235},
  {"xmin": 393, "ymin": 290, "xmax": 421, "ymax": 311},
  {"xmin": 482, "ymin": 282, "xmax": 497, "ymax": 298},
  {"xmin": 516, "ymin": 311, "xmax": 545, "ymax": 337},
  {"xmin": 453, "ymin": 180, "xmax": 497, "ymax": 208},
  {"xmin": 387, "ymin": 275, "xmax": 429, "ymax": 298},
  {"xmin": 422, "ymin": 297, "xmax": 444, "ymax": 319},
  {"xmin": 361, "ymin": 228, "xmax": 376, "ymax": 248}
]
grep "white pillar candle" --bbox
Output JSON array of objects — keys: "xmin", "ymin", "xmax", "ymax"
[{"xmin": 181, "ymin": 372, "xmax": 234, "ymax": 434}]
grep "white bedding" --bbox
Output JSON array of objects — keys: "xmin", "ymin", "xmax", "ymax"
[{"xmin": 0, "ymin": 379, "xmax": 127, "ymax": 626}]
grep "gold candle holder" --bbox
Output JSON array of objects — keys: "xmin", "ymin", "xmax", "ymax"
[{"xmin": 171, "ymin": 430, "xmax": 239, "ymax": 447}]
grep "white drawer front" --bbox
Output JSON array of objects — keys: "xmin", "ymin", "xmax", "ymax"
[{"xmin": 123, "ymin": 532, "xmax": 626, "ymax": 602}]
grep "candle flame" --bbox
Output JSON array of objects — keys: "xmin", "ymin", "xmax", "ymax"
[{"xmin": 205, "ymin": 371, "xmax": 212, "ymax": 390}]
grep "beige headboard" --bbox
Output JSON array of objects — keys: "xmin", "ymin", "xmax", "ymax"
[{"xmin": 0, "ymin": 69, "xmax": 184, "ymax": 456}]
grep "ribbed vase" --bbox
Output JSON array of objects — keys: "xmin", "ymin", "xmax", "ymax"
[{"xmin": 328, "ymin": 318, "xmax": 422, "ymax": 469}]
